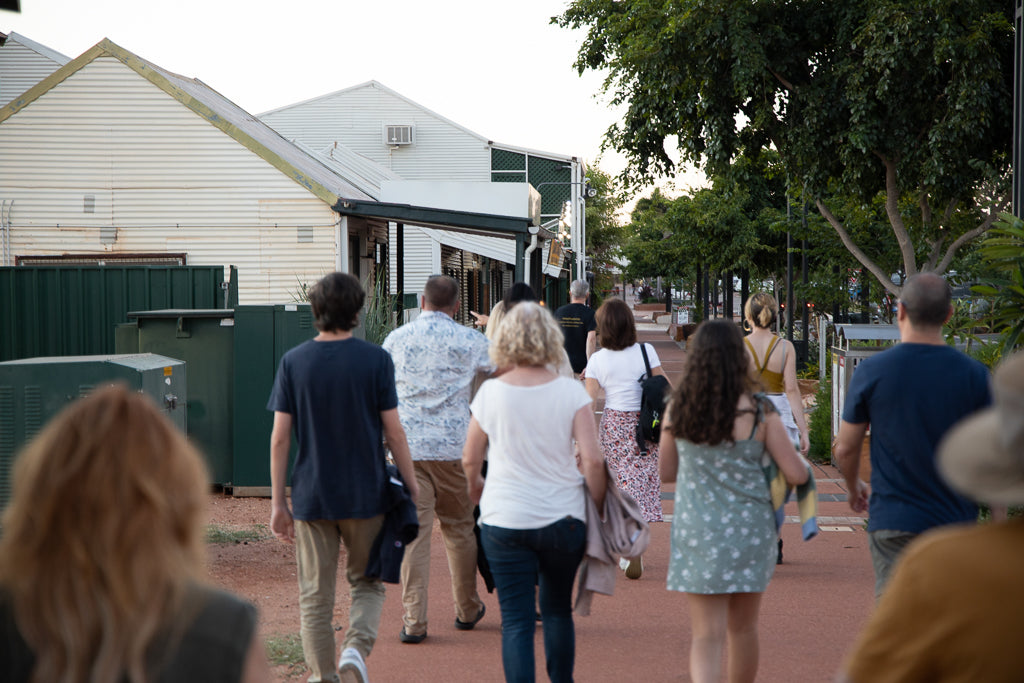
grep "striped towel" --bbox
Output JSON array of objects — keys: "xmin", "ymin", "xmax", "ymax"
[{"xmin": 764, "ymin": 463, "xmax": 818, "ymax": 541}]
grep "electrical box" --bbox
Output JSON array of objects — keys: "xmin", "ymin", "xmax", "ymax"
[{"xmin": 0, "ymin": 353, "xmax": 186, "ymax": 510}]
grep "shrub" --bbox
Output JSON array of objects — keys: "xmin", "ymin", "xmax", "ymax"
[{"xmin": 807, "ymin": 373, "xmax": 833, "ymax": 464}]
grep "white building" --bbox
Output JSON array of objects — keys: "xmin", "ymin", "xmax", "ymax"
[
  {"xmin": 260, "ymin": 80, "xmax": 585, "ymax": 314},
  {"xmin": 0, "ymin": 39, "xmax": 539, "ymax": 306}
]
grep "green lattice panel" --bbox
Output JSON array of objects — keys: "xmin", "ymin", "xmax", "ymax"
[
  {"xmin": 491, "ymin": 148, "xmax": 526, "ymax": 171},
  {"xmin": 529, "ymin": 157, "xmax": 572, "ymax": 215},
  {"xmin": 492, "ymin": 172, "xmax": 526, "ymax": 183}
]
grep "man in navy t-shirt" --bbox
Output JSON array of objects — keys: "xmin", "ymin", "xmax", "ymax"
[
  {"xmin": 835, "ymin": 272, "xmax": 990, "ymax": 597},
  {"xmin": 268, "ymin": 272, "xmax": 419, "ymax": 683}
]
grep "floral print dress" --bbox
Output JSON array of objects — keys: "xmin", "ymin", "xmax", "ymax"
[{"xmin": 666, "ymin": 436, "xmax": 777, "ymax": 594}]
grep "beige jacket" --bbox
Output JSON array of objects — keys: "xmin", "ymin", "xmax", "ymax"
[{"xmin": 574, "ymin": 463, "xmax": 650, "ymax": 615}]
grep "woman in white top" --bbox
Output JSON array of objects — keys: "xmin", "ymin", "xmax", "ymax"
[
  {"xmin": 585, "ymin": 298, "xmax": 669, "ymax": 579},
  {"xmin": 464, "ymin": 302, "xmax": 606, "ymax": 683}
]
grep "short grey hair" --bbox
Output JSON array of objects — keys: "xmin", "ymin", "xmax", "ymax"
[{"xmin": 569, "ymin": 279, "xmax": 590, "ymax": 299}]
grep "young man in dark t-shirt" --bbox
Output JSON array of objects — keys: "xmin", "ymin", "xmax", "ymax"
[
  {"xmin": 553, "ymin": 279, "xmax": 597, "ymax": 375},
  {"xmin": 268, "ymin": 272, "xmax": 418, "ymax": 683}
]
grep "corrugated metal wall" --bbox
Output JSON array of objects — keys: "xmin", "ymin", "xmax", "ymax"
[
  {"xmin": 0, "ymin": 38, "xmax": 65, "ymax": 107},
  {"xmin": 259, "ymin": 82, "xmax": 490, "ymax": 181},
  {"xmin": 0, "ymin": 265, "xmax": 234, "ymax": 361},
  {"xmin": 388, "ymin": 223, "xmax": 438, "ymax": 297},
  {"xmin": 0, "ymin": 57, "xmax": 338, "ymax": 303}
]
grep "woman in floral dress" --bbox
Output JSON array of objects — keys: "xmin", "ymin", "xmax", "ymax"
[
  {"xmin": 585, "ymin": 298, "xmax": 669, "ymax": 579},
  {"xmin": 659, "ymin": 319, "xmax": 809, "ymax": 683}
]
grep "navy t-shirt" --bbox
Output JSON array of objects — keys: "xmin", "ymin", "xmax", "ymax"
[
  {"xmin": 842, "ymin": 343, "xmax": 991, "ymax": 534},
  {"xmin": 554, "ymin": 302, "xmax": 596, "ymax": 374},
  {"xmin": 267, "ymin": 337, "xmax": 398, "ymax": 521}
]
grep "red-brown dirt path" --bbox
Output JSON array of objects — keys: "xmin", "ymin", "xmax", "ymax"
[{"xmin": 207, "ymin": 309, "xmax": 876, "ymax": 681}]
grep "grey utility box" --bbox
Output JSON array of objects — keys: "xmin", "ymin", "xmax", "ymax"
[
  {"xmin": 830, "ymin": 324, "xmax": 900, "ymax": 439},
  {"xmin": 0, "ymin": 353, "xmax": 186, "ymax": 510}
]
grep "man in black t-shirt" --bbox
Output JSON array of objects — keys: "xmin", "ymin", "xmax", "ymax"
[
  {"xmin": 268, "ymin": 272, "xmax": 419, "ymax": 683},
  {"xmin": 553, "ymin": 279, "xmax": 597, "ymax": 376}
]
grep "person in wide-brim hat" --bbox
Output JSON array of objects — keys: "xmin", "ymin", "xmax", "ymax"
[
  {"xmin": 839, "ymin": 350, "xmax": 1024, "ymax": 683},
  {"xmin": 938, "ymin": 350, "xmax": 1024, "ymax": 506}
]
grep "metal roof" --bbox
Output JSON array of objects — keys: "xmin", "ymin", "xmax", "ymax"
[
  {"xmin": 1, "ymin": 32, "xmax": 71, "ymax": 66},
  {"xmin": 302, "ymin": 140, "xmax": 401, "ymax": 200},
  {"xmin": 835, "ymin": 324, "xmax": 901, "ymax": 341}
]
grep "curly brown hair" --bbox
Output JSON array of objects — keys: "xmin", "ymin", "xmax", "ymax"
[{"xmin": 669, "ymin": 319, "xmax": 754, "ymax": 445}]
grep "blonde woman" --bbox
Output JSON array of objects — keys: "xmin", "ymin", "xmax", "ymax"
[
  {"xmin": 463, "ymin": 302, "xmax": 606, "ymax": 682},
  {"xmin": 743, "ymin": 292, "xmax": 810, "ymax": 456},
  {"xmin": 0, "ymin": 385, "xmax": 270, "ymax": 683}
]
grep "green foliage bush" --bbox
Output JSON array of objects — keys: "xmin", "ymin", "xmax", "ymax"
[{"xmin": 807, "ymin": 374, "xmax": 833, "ymax": 464}]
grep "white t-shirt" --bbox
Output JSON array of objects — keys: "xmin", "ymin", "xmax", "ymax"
[
  {"xmin": 470, "ymin": 376, "xmax": 592, "ymax": 529},
  {"xmin": 585, "ymin": 343, "xmax": 662, "ymax": 411}
]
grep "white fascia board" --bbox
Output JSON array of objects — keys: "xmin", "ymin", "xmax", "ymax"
[{"xmin": 381, "ymin": 180, "xmax": 539, "ymax": 224}]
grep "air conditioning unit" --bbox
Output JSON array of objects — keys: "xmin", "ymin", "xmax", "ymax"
[{"xmin": 384, "ymin": 124, "xmax": 414, "ymax": 146}]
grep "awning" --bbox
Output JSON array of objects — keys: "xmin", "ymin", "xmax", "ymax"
[{"xmin": 333, "ymin": 199, "xmax": 542, "ymax": 239}]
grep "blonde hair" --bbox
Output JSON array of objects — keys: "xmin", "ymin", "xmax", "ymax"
[
  {"xmin": 490, "ymin": 301, "xmax": 564, "ymax": 368},
  {"xmin": 484, "ymin": 300, "xmax": 506, "ymax": 341},
  {"xmin": 0, "ymin": 384, "xmax": 210, "ymax": 683},
  {"xmin": 744, "ymin": 292, "xmax": 778, "ymax": 329}
]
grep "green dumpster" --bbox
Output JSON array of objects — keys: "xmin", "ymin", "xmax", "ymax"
[{"xmin": 119, "ymin": 305, "xmax": 315, "ymax": 491}]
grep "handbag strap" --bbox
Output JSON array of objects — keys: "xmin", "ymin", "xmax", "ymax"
[{"xmin": 639, "ymin": 343, "xmax": 653, "ymax": 379}]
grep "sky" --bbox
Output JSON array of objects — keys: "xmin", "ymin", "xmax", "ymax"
[{"xmin": 2, "ymin": 0, "xmax": 703, "ymax": 211}]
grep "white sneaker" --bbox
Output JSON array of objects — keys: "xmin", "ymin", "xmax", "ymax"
[
  {"xmin": 619, "ymin": 557, "xmax": 630, "ymax": 572},
  {"xmin": 338, "ymin": 647, "xmax": 369, "ymax": 683}
]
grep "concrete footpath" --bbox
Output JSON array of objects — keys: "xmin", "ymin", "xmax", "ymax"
[{"xmin": 360, "ymin": 310, "xmax": 876, "ymax": 682}]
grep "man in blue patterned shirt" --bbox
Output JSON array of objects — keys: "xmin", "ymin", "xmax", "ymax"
[{"xmin": 383, "ymin": 275, "xmax": 492, "ymax": 644}]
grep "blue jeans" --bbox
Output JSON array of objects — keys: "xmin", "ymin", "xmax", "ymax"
[{"xmin": 481, "ymin": 517, "xmax": 586, "ymax": 683}]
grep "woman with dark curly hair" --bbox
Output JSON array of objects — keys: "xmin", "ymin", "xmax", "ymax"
[
  {"xmin": 585, "ymin": 298, "xmax": 669, "ymax": 579},
  {"xmin": 658, "ymin": 319, "xmax": 809, "ymax": 683}
]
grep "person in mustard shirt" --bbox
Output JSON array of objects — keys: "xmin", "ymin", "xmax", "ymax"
[{"xmin": 839, "ymin": 351, "xmax": 1024, "ymax": 683}]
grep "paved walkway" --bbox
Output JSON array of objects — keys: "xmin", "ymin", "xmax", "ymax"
[{"xmin": 357, "ymin": 304, "xmax": 875, "ymax": 682}]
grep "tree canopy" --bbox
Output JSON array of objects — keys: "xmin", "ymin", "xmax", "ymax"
[{"xmin": 556, "ymin": 0, "xmax": 1014, "ymax": 295}]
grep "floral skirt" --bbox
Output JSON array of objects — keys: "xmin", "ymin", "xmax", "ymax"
[{"xmin": 599, "ymin": 408, "xmax": 663, "ymax": 523}]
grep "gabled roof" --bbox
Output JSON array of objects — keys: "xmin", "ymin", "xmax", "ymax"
[
  {"xmin": 259, "ymin": 79, "xmax": 491, "ymax": 145},
  {"xmin": 0, "ymin": 38, "xmax": 373, "ymax": 204},
  {"xmin": 0, "ymin": 31, "xmax": 71, "ymax": 66}
]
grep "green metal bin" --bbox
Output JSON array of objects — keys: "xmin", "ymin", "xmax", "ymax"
[
  {"xmin": 0, "ymin": 353, "xmax": 186, "ymax": 510},
  {"xmin": 118, "ymin": 305, "xmax": 315, "ymax": 491},
  {"xmin": 123, "ymin": 310, "xmax": 235, "ymax": 485}
]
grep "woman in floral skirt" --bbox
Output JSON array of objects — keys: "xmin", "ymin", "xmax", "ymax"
[{"xmin": 584, "ymin": 298, "xmax": 669, "ymax": 579}]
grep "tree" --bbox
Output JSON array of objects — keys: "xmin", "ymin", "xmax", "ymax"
[
  {"xmin": 620, "ymin": 188, "xmax": 679, "ymax": 282},
  {"xmin": 582, "ymin": 167, "xmax": 626, "ymax": 293},
  {"xmin": 555, "ymin": 0, "xmax": 1014, "ymax": 295}
]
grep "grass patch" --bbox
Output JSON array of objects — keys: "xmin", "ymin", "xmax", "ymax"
[
  {"xmin": 205, "ymin": 524, "xmax": 269, "ymax": 545},
  {"xmin": 265, "ymin": 633, "xmax": 307, "ymax": 679}
]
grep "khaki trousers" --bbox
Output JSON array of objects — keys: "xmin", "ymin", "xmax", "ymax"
[
  {"xmin": 400, "ymin": 459, "xmax": 484, "ymax": 635},
  {"xmin": 295, "ymin": 516, "xmax": 385, "ymax": 683}
]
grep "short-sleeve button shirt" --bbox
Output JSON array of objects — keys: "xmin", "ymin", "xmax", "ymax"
[{"xmin": 383, "ymin": 310, "xmax": 492, "ymax": 461}]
